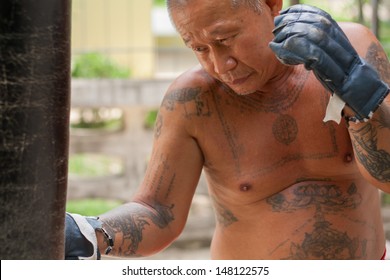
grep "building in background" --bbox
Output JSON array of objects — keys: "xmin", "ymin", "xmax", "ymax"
[
  {"xmin": 70, "ymin": 0, "xmax": 390, "ymax": 79},
  {"xmin": 71, "ymin": 0, "xmax": 196, "ymax": 79}
]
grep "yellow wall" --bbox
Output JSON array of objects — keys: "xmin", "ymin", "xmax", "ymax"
[{"xmin": 72, "ymin": 0, "xmax": 154, "ymax": 78}]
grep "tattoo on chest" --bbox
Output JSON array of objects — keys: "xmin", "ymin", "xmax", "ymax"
[
  {"xmin": 222, "ymin": 70, "xmax": 310, "ymax": 114},
  {"xmin": 272, "ymin": 114, "xmax": 299, "ymax": 145},
  {"xmin": 350, "ymin": 123, "xmax": 390, "ymax": 183},
  {"xmin": 267, "ymin": 183, "xmax": 367, "ymax": 259},
  {"xmin": 365, "ymin": 42, "xmax": 390, "ymax": 85},
  {"xmin": 248, "ymin": 121, "xmax": 338, "ymax": 178},
  {"xmin": 267, "ymin": 183, "xmax": 361, "ymax": 212},
  {"xmin": 211, "ymin": 196, "xmax": 238, "ymax": 227},
  {"xmin": 212, "ymin": 92, "xmax": 242, "ymax": 174}
]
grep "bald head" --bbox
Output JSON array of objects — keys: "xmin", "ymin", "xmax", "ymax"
[
  {"xmin": 167, "ymin": 0, "xmax": 265, "ymax": 26},
  {"xmin": 167, "ymin": 0, "xmax": 264, "ymax": 12}
]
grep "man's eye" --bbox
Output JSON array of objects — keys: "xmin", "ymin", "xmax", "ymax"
[
  {"xmin": 217, "ymin": 36, "xmax": 235, "ymax": 45},
  {"xmin": 193, "ymin": 46, "xmax": 208, "ymax": 52}
]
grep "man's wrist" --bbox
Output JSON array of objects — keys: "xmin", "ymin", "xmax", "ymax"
[
  {"xmin": 95, "ymin": 220, "xmax": 114, "ymax": 256},
  {"xmin": 342, "ymin": 86, "xmax": 389, "ymax": 125}
]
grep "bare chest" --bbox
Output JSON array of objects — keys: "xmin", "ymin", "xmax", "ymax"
[{"xmin": 195, "ymin": 84, "xmax": 357, "ymax": 199}]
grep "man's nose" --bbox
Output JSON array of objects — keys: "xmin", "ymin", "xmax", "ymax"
[{"xmin": 210, "ymin": 49, "xmax": 237, "ymax": 74}]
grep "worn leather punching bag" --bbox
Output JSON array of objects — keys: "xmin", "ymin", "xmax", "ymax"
[{"xmin": 0, "ymin": 0, "xmax": 71, "ymax": 259}]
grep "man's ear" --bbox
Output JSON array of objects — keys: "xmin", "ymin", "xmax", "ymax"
[{"xmin": 265, "ymin": 0, "xmax": 283, "ymax": 16}]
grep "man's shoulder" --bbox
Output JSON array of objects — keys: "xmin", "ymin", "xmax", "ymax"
[
  {"xmin": 338, "ymin": 21, "xmax": 372, "ymax": 37},
  {"xmin": 169, "ymin": 65, "xmax": 215, "ymax": 90},
  {"xmin": 338, "ymin": 22, "xmax": 378, "ymax": 54}
]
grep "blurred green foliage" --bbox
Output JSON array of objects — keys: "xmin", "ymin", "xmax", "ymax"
[
  {"xmin": 381, "ymin": 21, "xmax": 390, "ymax": 57},
  {"xmin": 383, "ymin": 193, "xmax": 390, "ymax": 205},
  {"xmin": 72, "ymin": 52, "xmax": 131, "ymax": 78},
  {"xmin": 69, "ymin": 153, "xmax": 123, "ymax": 178},
  {"xmin": 144, "ymin": 109, "xmax": 159, "ymax": 129},
  {"xmin": 71, "ymin": 117, "xmax": 123, "ymax": 130},
  {"xmin": 66, "ymin": 199, "xmax": 123, "ymax": 216},
  {"xmin": 154, "ymin": 0, "xmax": 166, "ymax": 6}
]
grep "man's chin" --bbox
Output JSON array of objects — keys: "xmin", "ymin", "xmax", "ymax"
[
  {"xmin": 227, "ymin": 85, "xmax": 257, "ymax": 96},
  {"xmin": 235, "ymin": 90, "xmax": 257, "ymax": 96}
]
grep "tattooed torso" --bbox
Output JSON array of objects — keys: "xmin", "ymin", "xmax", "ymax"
[
  {"xmin": 155, "ymin": 59, "xmax": 385, "ymax": 259},
  {"xmin": 100, "ymin": 24, "xmax": 387, "ymax": 260}
]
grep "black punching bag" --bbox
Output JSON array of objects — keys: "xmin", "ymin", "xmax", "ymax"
[{"xmin": 0, "ymin": 0, "xmax": 71, "ymax": 259}]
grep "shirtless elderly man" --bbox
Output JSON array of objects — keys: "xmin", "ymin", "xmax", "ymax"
[{"xmin": 65, "ymin": 0, "xmax": 390, "ymax": 260}]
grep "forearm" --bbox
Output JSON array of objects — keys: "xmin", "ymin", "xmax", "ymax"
[
  {"xmin": 347, "ymin": 96, "xmax": 390, "ymax": 193},
  {"xmin": 97, "ymin": 201, "xmax": 178, "ymax": 258}
]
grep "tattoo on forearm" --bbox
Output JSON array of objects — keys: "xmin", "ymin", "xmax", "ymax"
[
  {"xmin": 365, "ymin": 42, "xmax": 390, "ymax": 85},
  {"xmin": 162, "ymin": 87, "xmax": 211, "ymax": 119},
  {"xmin": 350, "ymin": 123, "xmax": 390, "ymax": 183},
  {"xmin": 374, "ymin": 107, "xmax": 390, "ymax": 129},
  {"xmin": 108, "ymin": 203, "xmax": 175, "ymax": 256},
  {"xmin": 107, "ymin": 151, "xmax": 177, "ymax": 256},
  {"xmin": 267, "ymin": 183, "xmax": 366, "ymax": 259}
]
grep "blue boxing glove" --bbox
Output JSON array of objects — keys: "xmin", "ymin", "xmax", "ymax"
[
  {"xmin": 65, "ymin": 213, "xmax": 112, "ymax": 260},
  {"xmin": 269, "ymin": 4, "xmax": 389, "ymax": 122}
]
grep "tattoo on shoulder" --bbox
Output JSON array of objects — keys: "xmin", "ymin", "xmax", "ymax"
[
  {"xmin": 365, "ymin": 42, "xmax": 390, "ymax": 85},
  {"xmin": 350, "ymin": 123, "xmax": 390, "ymax": 183},
  {"xmin": 162, "ymin": 87, "xmax": 211, "ymax": 119}
]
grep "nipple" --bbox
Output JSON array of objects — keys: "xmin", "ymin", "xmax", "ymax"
[
  {"xmin": 239, "ymin": 183, "xmax": 252, "ymax": 192},
  {"xmin": 344, "ymin": 153, "xmax": 353, "ymax": 163}
]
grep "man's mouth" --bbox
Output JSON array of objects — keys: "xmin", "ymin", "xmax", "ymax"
[{"xmin": 229, "ymin": 73, "xmax": 252, "ymax": 85}]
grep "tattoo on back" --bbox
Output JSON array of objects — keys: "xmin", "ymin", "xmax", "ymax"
[{"xmin": 267, "ymin": 183, "xmax": 366, "ymax": 259}]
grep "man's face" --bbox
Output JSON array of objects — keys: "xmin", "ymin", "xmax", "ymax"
[{"xmin": 171, "ymin": 0, "xmax": 281, "ymax": 95}]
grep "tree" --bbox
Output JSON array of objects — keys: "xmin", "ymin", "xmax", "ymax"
[
  {"xmin": 357, "ymin": 0, "xmax": 365, "ymax": 23},
  {"xmin": 371, "ymin": 0, "xmax": 380, "ymax": 39},
  {"xmin": 290, "ymin": 0, "xmax": 300, "ymax": 5}
]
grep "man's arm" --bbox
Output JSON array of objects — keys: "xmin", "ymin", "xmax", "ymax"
[
  {"xmin": 345, "ymin": 26, "xmax": 390, "ymax": 193},
  {"xmin": 66, "ymin": 78, "xmax": 205, "ymax": 259},
  {"xmin": 269, "ymin": 5, "xmax": 390, "ymax": 193},
  {"xmin": 97, "ymin": 80, "xmax": 205, "ymax": 257}
]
